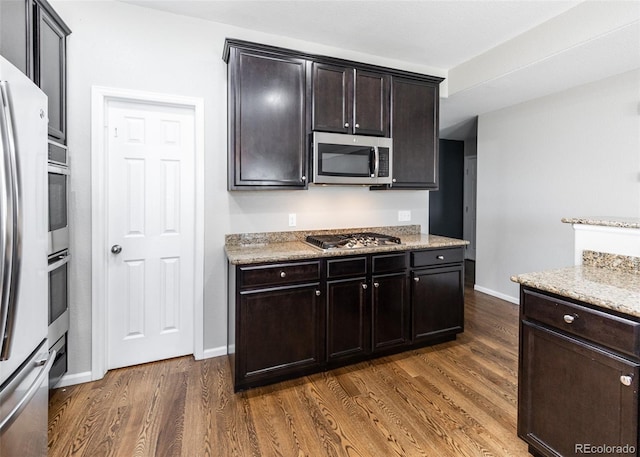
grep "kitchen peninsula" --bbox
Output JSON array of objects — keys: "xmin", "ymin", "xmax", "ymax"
[
  {"xmin": 512, "ymin": 217, "xmax": 640, "ymax": 457},
  {"xmin": 226, "ymin": 225, "xmax": 468, "ymax": 391}
]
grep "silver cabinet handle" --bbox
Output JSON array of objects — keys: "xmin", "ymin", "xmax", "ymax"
[
  {"xmin": 563, "ymin": 314, "xmax": 575, "ymax": 324},
  {"xmin": 373, "ymin": 282, "xmax": 379, "ymax": 288},
  {"xmin": 621, "ymin": 375, "xmax": 633, "ymax": 386},
  {"xmin": 355, "ymin": 123, "xmax": 360, "ymax": 128},
  {"xmin": 301, "ymin": 175, "xmax": 306, "ymax": 181},
  {"xmin": 315, "ymin": 290, "xmax": 321, "ymax": 296},
  {"xmin": 436, "ymin": 255, "xmax": 445, "ymax": 260},
  {"xmin": 344, "ymin": 122, "xmax": 349, "ymax": 128},
  {"xmin": 414, "ymin": 277, "xmax": 420, "ymax": 283},
  {"xmin": 111, "ymin": 245, "xmax": 122, "ymax": 254},
  {"xmin": 280, "ymin": 271, "xmax": 286, "ymax": 278},
  {"xmin": 361, "ymin": 283, "xmax": 367, "ymax": 290}
]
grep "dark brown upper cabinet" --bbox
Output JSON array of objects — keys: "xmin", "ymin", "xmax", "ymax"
[
  {"xmin": 35, "ymin": 0, "xmax": 70, "ymax": 144},
  {"xmin": 0, "ymin": 0, "xmax": 33, "ymax": 77},
  {"xmin": 390, "ymin": 77, "xmax": 440, "ymax": 189},
  {"xmin": 223, "ymin": 39, "xmax": 443, "ymax": 191},
  {"xmin": 0, "ymin": 0, "xmax": 70, "ymax": 144},
  {"xmin": 225, "ymin": 42, "xmax": 309, "ymax": 190},
  {"xmin": 312, "ymin": 62, "xmax": 389, "ymax": 137}
]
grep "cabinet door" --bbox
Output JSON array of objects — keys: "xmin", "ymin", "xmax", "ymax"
[
  {"xmin": 372, "ymin": 272, "xmax": 408, "ymax": 351},
  {"xmin": 519, "ymin": 321, "xmax": 639, "ymax": 457},
  {"xmin": 391, "ymin": 77, "xmax": 439, "ymax": 189},
  {"xmin": 237, "ymin": 283, "xmax": 323, "ymax": 388},
  {"xmin": 312, "ymin": 62, "xmax": 352, "ymax": 134},
  {"xmin": 326, "ymin": 277, "xmax": 369, "ymax": 362},
  {"xmin": 35, "ymin": 1, "xmax": 68, "ymax": 143},
  {"xmin": 228, "ymin": 48, "xmax": 308, "ymax": 189},
  {"xmin": 411, "ymin": 264, "xmax": 464, "ymax": 342},
  {"xmin": 354, "ymin": 70, "xmax": 389, "ymax": 137},
  {"xmin": 0, "ymin": 0, "xmax": 32, "ymax": 77}
]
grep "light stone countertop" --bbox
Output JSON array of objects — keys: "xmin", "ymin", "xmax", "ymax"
[
  {"xmin": 511, "ymin": 251, "xmax": 640, "ymax": 318},
  {"xmin": 225, "ymin": 226, "xmax": 468, "ymax": 265},
  {"xmin": 561, "ymin": 216, "xmax": 640, "ymax": 229}
]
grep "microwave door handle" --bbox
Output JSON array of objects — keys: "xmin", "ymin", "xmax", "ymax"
[
  {"xmin": 369, "ymin": 147, "xmax": 375, "ymax": 177},
  {"xmin": 372, "ymin": 147, "xmax": 379, "ymax": 178}
]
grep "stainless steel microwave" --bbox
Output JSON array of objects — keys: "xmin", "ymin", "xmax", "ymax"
[{"xmin": 312, "ymin": 132, "xmax": 393, "ymax": 185}]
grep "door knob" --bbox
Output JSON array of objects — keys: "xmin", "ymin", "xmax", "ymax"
[{"xmin": 111, "ymin": 245, "xmax": 122, "ymax": 254}]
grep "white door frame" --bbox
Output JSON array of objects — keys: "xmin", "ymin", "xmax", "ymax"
[{"xmin": 91, "ymin": 86, "xmax": 205, "ymax": 381}]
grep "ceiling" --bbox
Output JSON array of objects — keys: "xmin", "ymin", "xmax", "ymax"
[{"xmin": 124, "ymin": 0, "xmax": 640, "ymax": 139}]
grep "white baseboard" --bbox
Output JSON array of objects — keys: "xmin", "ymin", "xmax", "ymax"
[
  {"xmin": 55, "ymin": 370, "xmax": 93, "ymax": 388},
  {"xmin": 55, "ymin": 347, "xmax": 228, "ymax": 388},
  {"xmin": 199, "ymin": 345, "xmax": 227, "ymax": 360},
  {"xmin": 473, "ymin": 285, "xmax": 520, "ymax": 305}
]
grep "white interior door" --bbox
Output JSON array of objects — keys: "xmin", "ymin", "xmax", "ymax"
[
  {"xmin": 463, "ymin": 156, "xmax": 477, "ymax": 260},
  {"xmin": 106, "ymin": 100, "xmax": 195, "ymax": 370}
]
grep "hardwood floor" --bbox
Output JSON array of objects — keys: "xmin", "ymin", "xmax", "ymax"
[{"xmin": 48, "ymin": 287, "xmax": 529, "ymax": 457}]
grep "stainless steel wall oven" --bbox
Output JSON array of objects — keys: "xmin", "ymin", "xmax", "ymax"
[
  {"xmin": 46, "ymin": 140, "xmax": 69, "ymax": 388},
  {"xmin": 47, "ymin": 162, "xmax": 69, "ymax": 256}
]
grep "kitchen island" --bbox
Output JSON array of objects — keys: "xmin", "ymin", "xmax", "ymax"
[
  {"xmin": 512, "ymin": 240, "xmax": 640, "ymax": 456},
  {"xmin": 226, "ymin": 225, "xmax": 468, "ymax": 391}
]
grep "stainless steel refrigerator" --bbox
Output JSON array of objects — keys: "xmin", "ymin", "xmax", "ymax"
[{"xmin": 0, "ymin": 55, "xmax": 52, "ymax": 456}]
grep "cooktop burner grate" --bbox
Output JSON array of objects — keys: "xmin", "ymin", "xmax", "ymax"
[{"xmin": 305, "ymin": 232, "xmax": 401, "ymax": 250}]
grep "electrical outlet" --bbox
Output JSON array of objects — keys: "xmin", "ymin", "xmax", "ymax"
[
  {"xmin": 398, "ymin": 210, "xmax": 411, "ymax": 222},
  {"xmin": 288, "ymin": 213, "xmax": 297, "ymax": 227}
]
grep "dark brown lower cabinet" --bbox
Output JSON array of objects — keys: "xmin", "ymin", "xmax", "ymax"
[
  {"xmin": 372, "ymin": 272, "xmax": 409, "ymax": 351},
  {"xmin": 236, "ymin": 284, "xmax": 323, "ymax": 390},
  {"xmin": 411, "ymin": 264, "xmax": 464, "ymax": 343},
  {"xmin": 326, "ymin": 277, "xmax": 369, "ymax": 362},
  {"xmin": 229, "ymin": 248, "xmax": 464, "ymax": 391},
  {"xmin": 518, "ymin": 288, "xmax": 640, "ymax": 457}
]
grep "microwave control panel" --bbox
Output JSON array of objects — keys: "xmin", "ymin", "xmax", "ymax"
[{"xmin": 378, "ymin": 148, "xmax": 390, "ymax": 177}]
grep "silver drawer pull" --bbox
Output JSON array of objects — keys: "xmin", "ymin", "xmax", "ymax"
[
  {"xmin": 280, "ymin": 271, "xmax": 286, "ymax": 278},
  {"xmin": 315, "ymin": 290, "xmax": 321, "ymax": 296},
  {"xmin": 563, "ymin": 314, "xmax": 575, "ymax": 324},
  {"xmin": 362, "ymin": 283, "xmax": 367, "ymax": 290},
  {"xmin": 621, "ymin": 375, "xmax": 633, "ymax": 386},
  {"xmin": 436, "ymin": 255, "xmax": 445, "ymax": 260},
  {"xmin": 373, "ymin": 282, "xmax": 379, "ymax": 288},
  {"xmin": 414, "ymin": 277, "xmax": 420, "ymax": 283}
]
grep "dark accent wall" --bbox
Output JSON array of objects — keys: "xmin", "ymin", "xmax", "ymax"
[{"xmin": 429, "ymin": 139, "xmax": 464, "ymax": 238}]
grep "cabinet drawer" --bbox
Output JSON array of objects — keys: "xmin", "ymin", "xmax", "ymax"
[
  {"xmin": 523, "ymin": 289, "xmax": 640, "ymax": 358},
  {"xmin": 372, "ymin": 253, "xmax": 407, "ymax": 273},
  {"xmin": 327, "ymin": 256, "xmax": 367, "ymax": 279},
  {"xmin": 239, "ymin": 261, "xmax": 321, "ymax": 289},
  {"xmin": 411, "ymin": 248, "xmax": 463, "ymax": 268}
]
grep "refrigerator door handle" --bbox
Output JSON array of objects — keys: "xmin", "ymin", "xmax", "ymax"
[
  {"xmin": 0, "ymin": 349, "xmax": 55, "ymax": 433},
  {"xmin": 0, "ymin": 80, "xmax": 22, "ymax": 361},
  {"xmin": 0, "ymin": 81, "xmax": 15, "ymax": 360}
]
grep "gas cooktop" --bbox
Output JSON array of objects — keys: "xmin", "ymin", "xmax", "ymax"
[{"xmin": 305, "ymin": 232, "xmax": 402, "ymax": 250}]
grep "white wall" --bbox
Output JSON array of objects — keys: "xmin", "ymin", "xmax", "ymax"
[
  {"xmin": 52, "ymin": 0, "xmax": 435, "ymax": 377},
  {"xmin": 476, "ymin": 69, "xmax": 640, "ymax": 303}
]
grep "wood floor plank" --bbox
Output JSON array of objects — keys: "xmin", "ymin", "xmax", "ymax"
[{"xmin": 49, "ymin": 287, "xmax": 531, "ymax": 457}]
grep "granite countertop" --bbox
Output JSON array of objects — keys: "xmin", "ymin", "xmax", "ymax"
[
  {"xmin": 225, "ymin": 225, "xmax": 469, "ymax": 265},
  {"xmin": 561, "ymin": 216, "xmax": 640, "ymax": 229},
  {"xmin": 511, "ymin": 251, "xmax": 640, "ymax": 318}
]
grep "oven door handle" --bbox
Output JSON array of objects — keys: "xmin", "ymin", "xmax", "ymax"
[
  {"xmin": 48, "ymin": 164, "xmax": 70, "ymax": 175},
  {"xmin": 48, "ymin": 252, "xmax": 71, "ymax": 272}
]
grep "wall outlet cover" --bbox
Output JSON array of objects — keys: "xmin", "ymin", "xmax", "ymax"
[{"xmin": 398, "ymin": 210, "xmax": 411, "ymax": 222}]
